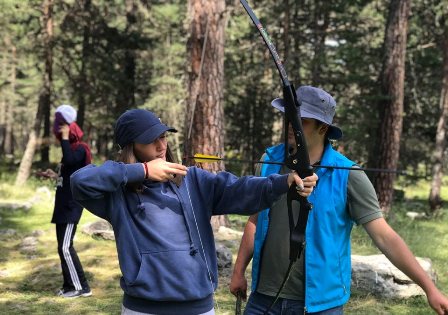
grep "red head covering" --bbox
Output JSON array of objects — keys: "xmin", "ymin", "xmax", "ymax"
[{"xmin": 53, "ymin": 113, "xmax": 92, "ymax": 165}]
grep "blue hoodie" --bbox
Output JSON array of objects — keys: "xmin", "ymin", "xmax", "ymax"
[{"xmin": 71, "ymin": 161, "xmax": 289, "ymax": 314}]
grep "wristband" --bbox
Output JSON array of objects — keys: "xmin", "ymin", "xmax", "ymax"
[{"xmin": 143, "ymin": 162, "xmax": 149, "ymax": 179}]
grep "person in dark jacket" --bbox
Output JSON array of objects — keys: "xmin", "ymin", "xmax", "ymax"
[
  {"xmin": 70, "ymin": 109, "xmax": 318, "ymax": 315},
  {"xmin": 40, "ymin": 104, "xmax": 92, "ymax": 298}
]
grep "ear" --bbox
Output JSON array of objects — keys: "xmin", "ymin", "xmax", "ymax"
[{"xmin": 319, "ymin": 124, "xmax": 329, "ymax": 135}]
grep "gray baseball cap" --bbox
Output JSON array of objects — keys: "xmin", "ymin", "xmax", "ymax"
[{"xmin": 271, "ymin": 86, "xmax": 343, "ymax": 140}]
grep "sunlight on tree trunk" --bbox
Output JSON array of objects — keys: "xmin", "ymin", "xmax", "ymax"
[{"xmin": 15, "ymin": 131, "xmax": 37, "ymax": 186}]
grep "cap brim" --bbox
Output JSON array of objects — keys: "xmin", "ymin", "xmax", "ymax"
[
  {"xmin": 271, "ymin": 98, "xmax": 286, "ymax": 112},
  {"xmin": 327, "ymin": 126, "xmax": 343, "ymax": 140},
  {"xmin": 134, "ymin": 124, "xmax": 177, "ymax": 144},
  {"xmin": 271, "ymin": 98, "xmax": 343, "ymax": 140}
]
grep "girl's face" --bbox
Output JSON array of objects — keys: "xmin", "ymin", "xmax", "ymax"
[{"xmin": 133, "ymin": 133, "xmax": 168, "ymax": 162}]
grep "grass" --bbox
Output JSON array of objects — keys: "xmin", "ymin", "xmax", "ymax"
[{"xmin": 0, "ymin": 173, "xmax": 447, "ymax": 314}]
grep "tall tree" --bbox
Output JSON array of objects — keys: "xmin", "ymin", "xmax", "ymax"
[
  {"xmin": 373, "ymin": 0, "xmax": 411, "ymax": 214},
  {"xmin": 2, "ymin": 39, "xmax": 15, "ymax": 156},
  {"xmin": 428, "ymin": 16, "xmax": 448, "ymax": 214},
  {"xmin": 40, "ymin": 0, "xmax": 54, "ymax": 163},
  {"xmin": 115, "ymin": 0, "xmax": 137, "ymax": 114},
  {"xmin": 15, "ymin": 0, "xmax": 53, "ymax": 185},
  {"xmin": 310, "ymin": 0, "xmax": 330, "ymax": 86},
  {"xmin": 76, "ymin": 0, "xmax": 92, "ymax": 129},
  {"xmin": 185, "ymin": 0, "xmax": 227, "ymax": 229}
]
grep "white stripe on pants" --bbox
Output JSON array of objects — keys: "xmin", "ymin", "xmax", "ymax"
[{"xmin": 62, "ymin": 223, "xmax": 82, "ymax": 290}]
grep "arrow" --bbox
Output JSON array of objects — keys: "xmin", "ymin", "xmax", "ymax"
[{"xmin": 188, "ymin": 154, "xmax": 408, "ymax": 175}]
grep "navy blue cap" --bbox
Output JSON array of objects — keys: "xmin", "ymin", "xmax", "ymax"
[
  {"xmin": 271, "ymin": 86, "xmax": 343, "ymax": 140},
  {"xmin": 114, "ymin": 109, "xmax": 177, "ymax": 148}
]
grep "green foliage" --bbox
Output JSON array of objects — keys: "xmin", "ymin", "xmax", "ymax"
[
  {"xmin": 143, "ymin": 1, "xmax": 187, "ymax": 152},
  {"xmin": 0, "ymin": 0, "xmax": 446, "ymax": 203}
]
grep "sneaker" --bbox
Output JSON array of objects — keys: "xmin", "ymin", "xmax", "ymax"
[
  {"xmin": 56, "ymin": 288, "xmax": 77, "ymax": 296},
  {"xmin": 60, "ymin": 288, "xmax": 92, "ymax": 298},
  {"xmin": 56, "ymin": 289, "xmax": 65, "ymax": 296}
]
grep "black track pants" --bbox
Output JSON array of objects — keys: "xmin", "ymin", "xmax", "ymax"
[{"xmin": 56, "ymin": 223, "xmax": 89, "ymax": 291}]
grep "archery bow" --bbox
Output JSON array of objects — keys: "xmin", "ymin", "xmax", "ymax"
[{"xmin": 239, "ymin": 1, "xmax": 314, "ymax": 313}]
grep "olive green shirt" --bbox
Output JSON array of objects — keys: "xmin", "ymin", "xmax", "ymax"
[{"xmin": 256, "ymin": 164, "xmax": 383, "ymax": 300}]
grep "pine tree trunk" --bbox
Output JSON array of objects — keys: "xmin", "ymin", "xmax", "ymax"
[
  {"xmin": 4, "ymin": 44, "xmax": 15, "ymax": 156},
  {"xmin": 282, "ymin": 0, "xmax": 291, "ymax": 63},
  {"xmin": 0, "ymin": 94, "xmax": 4, "ymax": 154},
  {"xmin": 115, "ymin": 0, "xmax": 136, "ymax": 114},
  {"xmin": 373, "ymin": 0, "xmax": 411, "ymax": 215},
  {"xmin": 311, "ymin": 0, "xmax": 330, "ymax": 86},
  {"xmin": 428, "ymin": 26, "xmax": 448, "ymax": 214},
  {"xmin": 39, "ymin": 0, "xmax": 53, "ymax": 163},
  {"xmin": 15, "ymin": 0, "xmax": 53, "ymax": 186},
  {"xmin": 186, "ymin": 0, "xmax": 228, "ymax": 230},
  {"xmin": 292, "ymin": 0, "xmax": 305, "ymax": 86},
  {"xmin": 76, "ymin": 0, "xmax": 92, "ymax": 129}
]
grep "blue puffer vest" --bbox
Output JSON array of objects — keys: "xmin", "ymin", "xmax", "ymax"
[{"xmin": 252, "ymin": 143, "xmax": 356, "ymax": 313}]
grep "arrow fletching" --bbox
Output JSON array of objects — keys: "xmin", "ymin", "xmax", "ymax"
[{"xmin": 192, "ymin": 154, "xmax": 223, "ymax": 163}]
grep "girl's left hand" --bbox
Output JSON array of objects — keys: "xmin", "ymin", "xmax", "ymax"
[{"xmin": 287, "ymin": 172, "xmax": 318, "ymax": 197}]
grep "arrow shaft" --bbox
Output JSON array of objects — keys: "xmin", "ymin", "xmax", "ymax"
[{"xmin": 187, "ymin": 156, "xmax": 407, "ymax": 174}]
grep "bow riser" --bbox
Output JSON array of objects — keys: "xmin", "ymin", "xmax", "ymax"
[{"xmin": 283, "ymin": 84, "xmax": 314, "ymax": 178}]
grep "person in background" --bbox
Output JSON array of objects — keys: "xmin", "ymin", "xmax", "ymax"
[
  {"xmin": 229, "ymin": 86, "xmax": 448, "ymax": 315},
  {"xmin": 70, "ymin": 109, "xmax": 318, "ymax": 315},
  {"xmin": 39, "ymin": 104, "xmax": 92, "ymax": 298}
]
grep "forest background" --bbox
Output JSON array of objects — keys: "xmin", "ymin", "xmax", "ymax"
[
  {"xmin": 0, "ymin": 0, "xmax": 447, "ymax": 216},
  {"xmin": 0, "ymin": 0, "xmax": 447, "ymax": 212}
]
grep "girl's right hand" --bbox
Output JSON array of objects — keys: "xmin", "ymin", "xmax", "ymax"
[
  {"xmin": 59, "ymin": 124, "xmax": 70, "ymax": 140},
  {"xmin": 143, "ymin": 159, "xmax": 188, "ymax": 182},
  {"xmin": 36, "ymin": 169, "xmax": 58, "ymax": 179}
]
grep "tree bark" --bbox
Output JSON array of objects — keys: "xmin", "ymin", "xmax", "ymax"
[
  {"xmin": 15, "ymin": 0, "xmax": 53, "ymax": 186},
  {"xmin": 39, "ymin": 0, "xmax": 54, "ymax": 163},
  {"xmin": 4, "ymin": 44, "xmax": 15, "ymax": 156},
  {"xmin": 428, "ymin": 24, "xmax": 448, "ymax": 214},
  {"xmin": 311, "ymin": 0, "xmax": 330, "ymax": 86},
  {"xmin": 186, "ymin": 0, "xmax": 228, "ymax": 230},
  {"xmin": 76, "ymin": 0, "xmax": 92, "ymax": 129},
  {"xmin": 115, "ymin": 0, "xmax": 137, "ymax": 114},
  {"xmin": 373, "ymin": 0, "xmax": 411, "ymax": 215},
  {"xmin": 0, "ymin": 91, "xmax": 4, "ymax": 154}
]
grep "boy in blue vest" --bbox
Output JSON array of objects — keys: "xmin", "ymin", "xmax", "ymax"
[{"xmin": 230, "ymin": 86, "xmax": 448, "ymax": 315}]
